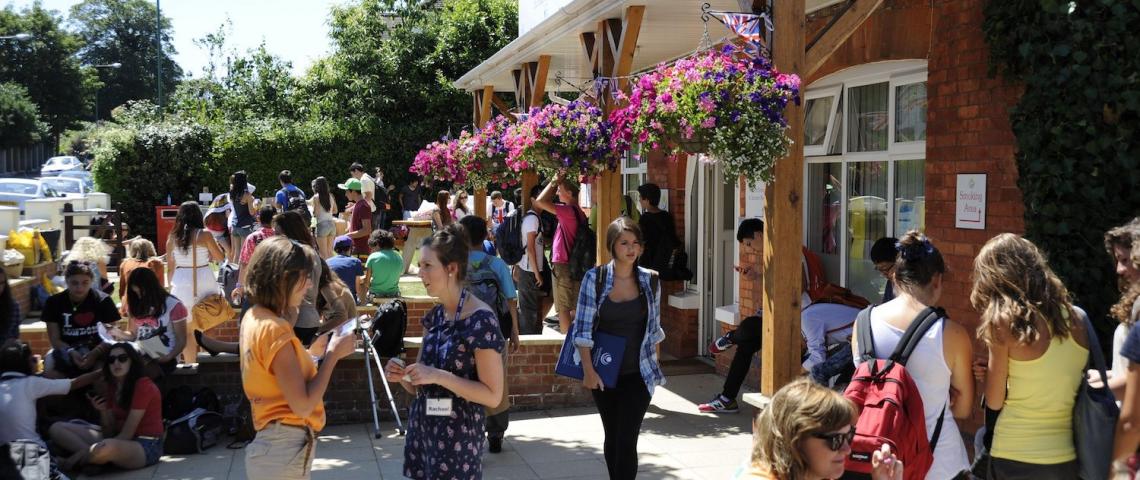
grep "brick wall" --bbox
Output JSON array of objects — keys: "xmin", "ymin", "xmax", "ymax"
[
  {"xmin": 924, "ymin": 0, "xmax": 1025, "ymax": 331},
  {"xmin": 10, "ymin": 277, "xmax": 32, "ymax": 317}
]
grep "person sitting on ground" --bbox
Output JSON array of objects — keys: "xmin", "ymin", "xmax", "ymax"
[
  {"xmin": 317, "ymin": 261, "xmax": 357, "ymax": 335},
  {"xmin": 363, "ymin": 229, "xmax": 403, "ymax": 301},
  {"xmin": 0, "ymin": 268, "xmax": 22, "ymax": 341},
  {"xmin": 1, "ymin": 340, "xmax": 100, "ymax": 460},
  {"xmin": 700, "ymin": 219, "xmax": 859, "ymax": 413},
  {"xmin": 64, "ymin": 237, "xmax": 113, "ymax": 295},
  {"xmin": 326, "ymin": 235, "xmax": 365, "ymax": 303},
  {"xmin": 43, "ymin": 262, "xmax": 121, "ymax": 379},
  {"xmin": 736, "ymin": 377, "xmax": 902, "ymax": 480},
  {"xmin": 870, "ymin": 237, "xmax": 899, "ymax": 303},
  {"xmin": 117, "ymin": 238, "xmax": 165, "ymax": 311},
  {"xmin": 111, "ymin": 269, "xmax": 188, "ymax": 379},
  {"xmin": 49, "ymin": 343, "xmax": 164, "ymax": 473}
]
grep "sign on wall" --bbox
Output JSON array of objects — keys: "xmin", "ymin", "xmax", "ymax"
[{"xmin": 955, "ymin": 173, "xmax": 986, "ymax": 230}]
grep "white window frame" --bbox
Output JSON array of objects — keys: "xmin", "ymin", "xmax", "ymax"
[
  {"xmin": 621, "ymin": 144, "xmax": 648, "ymax": 204},
  {"xmin": 802, "ymin": 61, "xmax": 928, "ymax": 289},
  {"xmin": 803, "ymin": 85, "xmax": 842, "ymax": 157}
]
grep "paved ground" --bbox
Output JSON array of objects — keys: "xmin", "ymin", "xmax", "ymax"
[{"xmin": 87, "ymin": 373, "xmax": 754, "ymax": 480}]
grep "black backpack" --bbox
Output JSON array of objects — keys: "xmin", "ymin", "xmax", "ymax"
[
  {"xmin": 467, "ymin": 256, "xmax": 512, "ymax": 338},
  {"xmin": 566, "ymin": 208, "xmax": 596, "ymax": 282},
  {"xmin": 369, "ymin": 299, "xmax": 408, "ymax": 358},
  {"xmin": 164, "ymin": 408, "xmax": 225, "ymax": 454},
  {"xmin": 163, "ymin": 385, "xmax": 195, "ymax": 422},
  {"xmin": 287, "ymin": 196, "xmax": 312, "ymax": 226},
  {"xmin": 494, "ymin": 210, "xmax": 531, "ymax": 265},
  {"xmin": 538, "ymin": 210, "xmax": 558, "ymax": 246}
]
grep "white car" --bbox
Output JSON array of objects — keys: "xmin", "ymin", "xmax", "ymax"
[
  {"xmin": 40, "ymin": 156, "xmax": 85, "ymax": 176},
  {"xmin": 0, "ymin": 178, "xmax": 64, "ymax": 213},
  {"xmin": 39, "ymin": 176, "xmax": 91, "ymax": 198}
]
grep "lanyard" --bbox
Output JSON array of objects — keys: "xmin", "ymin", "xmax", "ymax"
[{"xmin": 434, "ymin": 289, "xmax": 468, "ymax": 365}]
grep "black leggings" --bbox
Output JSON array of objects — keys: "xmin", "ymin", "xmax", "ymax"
[
  {"xmin": 591, "ymin": 373, "xmax": 651, "ymax": 480},
  {"xmin": 722, "ymin": 315, "xmax": 762, "ymax": 399}
]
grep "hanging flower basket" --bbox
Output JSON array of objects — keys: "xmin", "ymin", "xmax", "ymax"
[
  {"xmin": 611, "ymin": 44, "xmax": 801, "ymax": 187},
  {"xmin": 459, "ymin": 116, "xmax": 520, "ymax": 191},
  {"xmin": 504, "ymin": 100, "xmax": 629, "ymax": 179},
  {"xmin": 410, "ymin": 137, "xmax": 463, "ymax": 184}
]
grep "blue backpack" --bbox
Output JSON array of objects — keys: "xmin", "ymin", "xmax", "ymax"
[{"xmin": 467, "ymin": 255, "xmax": 511, "ymax": 337}]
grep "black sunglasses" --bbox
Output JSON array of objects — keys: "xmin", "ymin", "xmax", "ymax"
[
  {"xmin": 812, "ymin": 429, "xmax": 856, "ymax": 451},
  {"xmin": 108, "ymin": 353, "xmax": 131, "ymax": 364}
]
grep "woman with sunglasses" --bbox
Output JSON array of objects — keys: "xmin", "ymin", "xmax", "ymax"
[
  {"xmin": 49, "ymin": 343, "xmax": 164, "ymax": 473},
  {"xmin": 241, "ymin": 237, "xmax": 356, "ymax": 480},
  {"xmin": 738, "ymin": 378, "xmax": 901, "ymax": 480}
]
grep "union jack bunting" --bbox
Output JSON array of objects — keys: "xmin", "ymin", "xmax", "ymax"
[{"xmin": 715, "ymin": 12, "xmax": 771, "ymax": 56}]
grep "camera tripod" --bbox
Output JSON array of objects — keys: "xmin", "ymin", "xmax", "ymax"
[{"xmin": 355, "ymin": 315, "xmax": 407, "ymax": 438}]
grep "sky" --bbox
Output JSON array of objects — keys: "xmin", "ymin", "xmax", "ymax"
[{"xmin": 5, "ymin": 0, "xmax": 351, "ymax": 76}]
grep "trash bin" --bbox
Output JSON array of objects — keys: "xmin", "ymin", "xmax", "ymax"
[{"xmin": 155, "ymin": 205, "xmax": 180, "ymax": 255}]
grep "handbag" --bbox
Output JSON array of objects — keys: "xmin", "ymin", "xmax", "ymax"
[
  {"xmin": 190, "ymin": 231, "xmax": 234, "ymax": 332},
  {"xmin": 1074, "ymin": 307, "xmax": 1119, "ymax": 480}
]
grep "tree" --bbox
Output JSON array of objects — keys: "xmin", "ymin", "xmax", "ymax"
[
  {"xmin": 0, "ymin": 82, "xmax": 48, "ymax": 147},
  {"xmin": 0, "ymin": 3, "xmax": 96, "ymax": 142},
  {"xmin": 69, "ymin": 0, "xmax": 182, "ymax": 120}
]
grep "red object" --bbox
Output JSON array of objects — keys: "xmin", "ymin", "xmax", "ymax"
[
  {"xmin": 110, "ymin": 377, "xmax": 164, "ymax": 438},
  {"xmin": 155, "ymin": 206, "xmax": 180, "ymax": 255}
]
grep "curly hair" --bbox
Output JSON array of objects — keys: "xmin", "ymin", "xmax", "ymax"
[
  {"xmin": 65, "ymin": 236, "xmax": 111, "ymax": 264},
  {"xmin": 752, "ymin": 378, "xmax": 857, "ymax": 478},
  {"xmin": 1106, "ymin": 218, "xmax": 1140, "ymax": 325},
  {"xmin": 971, "ymin": 233, "xmax": 1075, "ymax": 346}
]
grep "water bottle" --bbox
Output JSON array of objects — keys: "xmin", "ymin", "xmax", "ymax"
[{"xmin": 166, "ymin": 194, "xmax": 172, "ymax": 205}]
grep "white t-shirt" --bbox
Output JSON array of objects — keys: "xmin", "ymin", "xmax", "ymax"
[
  {"xmin": 359, "ymin": 173, "xmax": 376, "ymax": 211},
  {"xmin": 518, "ymin": 211, "xmax": 544, "ymax": 273},
  {"xmin": 0, "ymin": 372, "xmax": 71, "ymax": 446}
]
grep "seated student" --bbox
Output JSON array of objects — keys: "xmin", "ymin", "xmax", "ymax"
[
  {"xmin": 113, "ymin": 268, "xmax": 188, "ymax": 379},
  {"xmin": 700, "ymin": 219, "xmax": 859, "ymax": 413},
  {"xmin": 871, "ymin": 237, "xmax": 899, "ymax": 303},
  {"xmin": 1, "ymin": 340, "xmax": 100, "ymax": 450},
  {"xmin": 49, "ymin": 343, "xmax": 164, "ymax": 473},
  {"xmin": 326, "ymin": 235, "xmax": 365, "ymax": 303},
  {"xmin": 43, "ymin": 262, "xmax": 121, "ymax": 379},
  {"xmin": 317, "ymin": 261, "xmax": 358, "ymax": 335},
  {"xmin": 117, "ymin": 238, "xmax": 165, "ymax": 311},
  {"xmin": 363, "ymin": 229, "xmax": 403, "ymax": 301}
]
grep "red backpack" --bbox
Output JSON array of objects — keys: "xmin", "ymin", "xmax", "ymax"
[{"xmin": 843, "ymin": 306, "xmax": 946, "ymax": 480}]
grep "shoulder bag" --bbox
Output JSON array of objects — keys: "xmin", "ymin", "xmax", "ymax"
[{"xmin": 191, "ymin": 230, "xmax": 235, "ymax": 332}]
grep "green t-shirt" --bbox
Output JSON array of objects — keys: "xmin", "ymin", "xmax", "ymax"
[{"xmin": 365, "ymin": 249, "xmax": 403, "ymax": 296}]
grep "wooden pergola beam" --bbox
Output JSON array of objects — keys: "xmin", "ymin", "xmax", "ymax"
[
  {"xmin": 490, "ymin": 95, "xmax": 516, "ymax": 121},
  {"xmin": 762, "ymin": 0, "xmax": 806, "ymax": 396},
  {"xmin": 530, "ymin": 55, "xmax": 551, "ymax": 109},
  {"xmin": 804, "ymin": 0, "xmax": 884, "ymax": 77}
]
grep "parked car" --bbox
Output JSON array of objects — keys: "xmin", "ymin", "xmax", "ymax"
[
  {"xmin": 0, "ymin": 178, "xmax": 63, "ymax": 213},
  {"xmin": 40, "ymin": 156, "xmax": 84, "ymax": 176},
  {"xmin": 39, "ymin": 176, "xmax": 90, "ymax": 198},
  {"xmin": 57, "ymin": 170, "xmax": 95, "ymax": 192}
]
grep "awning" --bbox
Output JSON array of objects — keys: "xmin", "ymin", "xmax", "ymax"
[{"xmin": 454, "ymin": 0, "xmax": 845, "ymax": 93}]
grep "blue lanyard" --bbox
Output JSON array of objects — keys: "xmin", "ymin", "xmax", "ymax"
[{"xmin": 434, "ymin": 289, "xmax": 467, "ymax": 365}]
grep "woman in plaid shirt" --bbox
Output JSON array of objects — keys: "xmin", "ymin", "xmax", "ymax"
[{"xmin": 570, "ymin": 216, "xmax": 664, "ymax": 479}]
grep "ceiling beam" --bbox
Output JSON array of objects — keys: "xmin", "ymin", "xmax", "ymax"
[
  {"xmin": 804, "ymin": 0, "xmax": 884, "ymax": 77},
  {"xmin": 490, "ymin": 94, "xmax": 516, "ymax": 121},
  {"xmin": 530, "ymin": 55, "xmax": 551, "ymax": 109}
]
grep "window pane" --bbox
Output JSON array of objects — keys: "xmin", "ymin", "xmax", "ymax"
[
  {"xmin": 827, "ymin": 94, "xmax": 844, "ymax": 155},
  {"xmin": 847, "ymin": 83, "xmax": 889, "ymax": 152},
  {"xmin": 806, "ymin": 162, "xmax": 843, "ymax": 282},
  {"xmin": 623, "ymin": 144, "xmax": 643, "ymax": 171},
  {"xmin": 894, "ymin": 159, "xmax": 926, "ymax": 234},
  {"xmin": 804, "ymin": 96, "xmax": 833, "ymax": 146},
  {"xmin": 846, "ymin": 161, "xmax": 888, "ymax": 301},
  {"xmin": 895, "ymin": 82, "xmax": 927, "ymax": 142}
]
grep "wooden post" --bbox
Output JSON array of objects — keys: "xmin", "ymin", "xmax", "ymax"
[
  {"xmin": 762, "ymin": 0, "xmax": 807, "ymax": 396},
  {"xmin": 521, "ymin": 170, "xmax": 538, "ymax": 212},
  {"xmin": 474, "ymin": 85, "xmax": 494, "ymax": 220},
  {"xmin": 590, "ymin": 6, "xmax": 644, "ymax": 265}
]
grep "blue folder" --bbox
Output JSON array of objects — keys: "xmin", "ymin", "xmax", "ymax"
[{"xmin": 555, "ymin": 331, "xmax": 627, "ymax": 389}]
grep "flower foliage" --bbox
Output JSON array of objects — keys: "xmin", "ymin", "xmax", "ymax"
[
  {"xmin": 411, "ymin": 115, "xmax": 519, "ymax": 190},
  {"xmin": 611, "ymin": 45, "xmax": 800, "ymax": 186},
  {"xmin": 410, "ymin": 135, "xmax": 463, "ymax": 184},
  {"xmin": 504, "ymin": 100, "xmax": 629, "ymax": 178}
]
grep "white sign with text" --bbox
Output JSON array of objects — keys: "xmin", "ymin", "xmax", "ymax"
[{"xmin": 955, "ymin": 174, "xmax": 986, "ymax": 230}]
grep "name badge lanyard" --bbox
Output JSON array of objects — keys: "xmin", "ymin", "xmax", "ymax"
[{"xmin": 434, "ymin": 289, "xmax": 468, "ymax": 366}]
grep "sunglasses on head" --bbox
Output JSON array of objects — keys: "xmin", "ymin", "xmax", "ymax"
[
  {"xmin": 812, "ymin": 429, "xmax": 855, "ymax": 451},
  {"xmin": 108, "ymin": 353, "xmax": 131, "ymax": 364}
]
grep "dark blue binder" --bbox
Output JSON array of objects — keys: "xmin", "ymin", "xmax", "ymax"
[{"xmin": 555, "ymin": 331, "xmax": 627, "ymax": 389}]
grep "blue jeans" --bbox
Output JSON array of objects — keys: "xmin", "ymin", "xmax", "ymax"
[{"xmin": 809, "ymin": 341, "xmax": 854, "ymax": 388}]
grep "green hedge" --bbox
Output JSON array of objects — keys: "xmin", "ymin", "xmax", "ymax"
[{"xmin": 983, "ymin": 0, "xmax": 1140, "ymax": 324}]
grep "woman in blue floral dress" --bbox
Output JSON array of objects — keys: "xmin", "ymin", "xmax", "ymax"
[{"xmin": 387, "ymin": 224, "xmax": 505, "ymax": 480}]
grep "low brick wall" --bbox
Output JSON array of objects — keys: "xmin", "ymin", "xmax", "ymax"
[{"xmin": 10, "ymin": 277, "xmax": 32, "ymax": 317}]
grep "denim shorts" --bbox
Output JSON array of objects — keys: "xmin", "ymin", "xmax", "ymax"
[
  {"xmin": 136, "ymin": 436, "xmax": 162, "ymax": 466},
  {"xmin": 314, "ymin": 220, "xmax": 335, "ymax": 237},
  {"xmin": 231, "ymin": 224, "xmax": 255, "ymax": 239}
]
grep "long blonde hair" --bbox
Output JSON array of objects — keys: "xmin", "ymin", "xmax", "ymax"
[
  {"xmin": 65, "ymin": 236, "xmax": 111, "ymax": 264},
  {"xmin": 1106, "ymin": 218, "xmax": 1140, "ymax": 325},
  {"xmin": 971, "ymin": 233, "xmax": 1074, "ymax": 346},
  {"xmin": 752, "ymin": 378, "xmax": 857, "ymax": 479}
]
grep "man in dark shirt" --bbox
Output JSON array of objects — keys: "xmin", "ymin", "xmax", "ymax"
[
  {"xmin": 871, "ymin": 237, "xmax": 899, "ymax": 303},
  {"xmin": 42, "ymin": 262, "xmax": 121, "ymax": 378},
  {"xmin": 340, "ymin": 178, "xmax": 373, "ymax": 256},
  {"xmin": 635, "ymin": 183, "xmax": 681, "ymax": 275},
  {"xmin": 399, "ymin": 176, "xmax": 425, "ymax": 220}
]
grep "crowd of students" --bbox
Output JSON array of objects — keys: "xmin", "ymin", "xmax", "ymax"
[{"xmin": 3, "ymin": 160, "xmax": 1139, "ymax": 480}]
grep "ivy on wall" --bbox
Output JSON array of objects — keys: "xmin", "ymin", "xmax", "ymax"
[{"xmin": 983, "ymin": 0, "xmax": 1140, "ymax": 324}]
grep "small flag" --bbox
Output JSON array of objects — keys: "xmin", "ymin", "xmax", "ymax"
[{"xmin": 716, "ymin": 12, "xmax": 770, "ymax": 56}]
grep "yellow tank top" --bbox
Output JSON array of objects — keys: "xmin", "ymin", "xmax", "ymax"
[{"xmin": 991, "ymin": 321, "xmax": 1087, "ymax": 464}]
